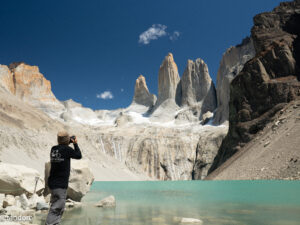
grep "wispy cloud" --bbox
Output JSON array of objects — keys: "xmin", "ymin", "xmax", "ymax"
[
  {"xmin": 138, "ymin": 24, "xmax": 167, "ymax": 45},
  {"xmin": 138, "ymin": 24, "xmax": 181, "ymax": 45},
  {"xmin": 96, "ymin": 91, "xmax": 113, "ymax": 100},
  {"xmin": 169, "ymin": 31, "xmax": 180, "ymax": 41}
]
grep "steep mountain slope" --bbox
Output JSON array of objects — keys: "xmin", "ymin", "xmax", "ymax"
[
  {"xmin": 209, "ymin": 0, "xmax": 300, "ymax": 176},
  {"xmin": 207, "ymin": 100, "xmax": 300, "ymax": 180}
]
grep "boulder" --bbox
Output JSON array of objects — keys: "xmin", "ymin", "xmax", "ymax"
[
  {"xmin": 27, "ymin": 194, "xmax": 45, "ymax": 210},
  {"xmin": 36, "ymin": 201, "xmax": 49, "ymax": 210},
  {"xmin": 95, "ymin": 195, "xmax": 116, "ymax": 208},
  {"xmin": 0, "ymin": 163, "xmax": 44, "ymax": 196},
  {"xmin": 65, "ymin": 199, "xmax": 82, "ymax": 209},
  {"xmin": 3, "ymin": 195, "xmax": 15, "ymax": 208},
  {"xmin": 181, "ymin": 217, "xmax": 203, "ymax": 224},
  {"xmin": 19, "ymin": 194, "xmax": 29, "ymax": 210},
  {"xmin": 45, "ymin": 160, "xmax": 94, "ymax": 202},
  {"xmin": 174, "ymin": 217, "xmax": 203, "ymax": 224}
]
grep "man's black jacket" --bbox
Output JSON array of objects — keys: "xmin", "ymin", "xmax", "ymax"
[{"xmin": 48, "ymin": 143, "xmax": 82, "ymax": 189}]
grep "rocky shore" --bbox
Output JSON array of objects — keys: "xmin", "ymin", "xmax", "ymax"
[{"xmin": 0, "ymin": 161, "xmax": 94, "ymax": 224}]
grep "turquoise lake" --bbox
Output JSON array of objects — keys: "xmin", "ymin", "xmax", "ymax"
[{"xmin": 35, "ymin": 180, "xmax": 300, "ymax": 225}]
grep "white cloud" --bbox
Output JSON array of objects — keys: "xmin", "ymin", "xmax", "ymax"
[
  {"xmin": 138, "ymin": 24, "xmax": 167, "ymax": 45},
  {"xmin": 120, "ymin": 88, "xmax": 124, "ymax": 92},
  {"xmin": 96, "ymin": 91, "xmax": 113, "ymax": 100},
  {"xmin": 169, "ymin": 31, "xmax": 180, "ymax": 41}
]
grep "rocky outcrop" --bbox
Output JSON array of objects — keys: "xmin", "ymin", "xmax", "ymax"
[
  {"xmin": 123, "ymin": 125, "xmax": 227, "ymax": 180},
  {"xmin": 0, "ymin": 65, "xmax": 15, "ymax": 94},
  {"xmin": 132, "ymin": 75, "xmax": 156, "ymax": 108},
  {"xmin": 8, "ymin": 63, "xmax": 58, "ymax": 104},
  {"xmin": 155, "ymin": 53, "xmax": 180, "ymax": 107},
  {"xmin": 214, "ymin": 37, "xmax": 255, "ymax": 124},
  {"xmin": 209, "ymin": 0, "xmax": 300, "ymax": 173},
  {"xmin": 44, "ymin": 160, "xmax": 94, "ymax": 201},
  {"xmin": 150, "ymin": 53, "xmax": 181, "ymax": 121},
  {"xmin": 0, "ymin": 163, "xmax": 44, "ymax": 196},
  {"xmin": 192, "ymin": 128, "xmax": 227, "ymax": 179},
  {"xmin": 180, "ymin": 58, "xmax": 217, "ymax": 115}
]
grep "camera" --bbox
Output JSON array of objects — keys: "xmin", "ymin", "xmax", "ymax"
[{"xmin": 70, "ymin": 136, "xmax": 76, "ymax": 143}]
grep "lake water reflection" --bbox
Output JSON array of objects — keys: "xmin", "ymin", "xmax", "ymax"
[{"xmin": 34, "ymin": 180, "xmax": 300, "ymax": 225}]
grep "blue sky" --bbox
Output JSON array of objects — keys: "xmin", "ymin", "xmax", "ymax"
[{"xmin": 0, "ymin": 0, "xmax": 283, "ymax": 110}]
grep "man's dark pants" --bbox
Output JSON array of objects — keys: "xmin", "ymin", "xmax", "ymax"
[{"xmin": 45, "ymin": 188, "xmax": 67, "ymax": 225}]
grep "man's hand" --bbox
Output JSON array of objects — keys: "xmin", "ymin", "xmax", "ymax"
[{"xmin": 73, "ymin": 137, "xmax": 78, "ymax": 144}]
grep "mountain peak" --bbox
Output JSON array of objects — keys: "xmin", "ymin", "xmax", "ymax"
[{"xmin": 132, "ymin": 74, "xmax": 156, "ymax": 107}]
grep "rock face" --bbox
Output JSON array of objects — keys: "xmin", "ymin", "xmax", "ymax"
[
  {"xmin": 8, "ymin": 63, "xmax": 58, "ymax": 104},
  {"xmin": 0, "ymin": 65, "xmax": 15, "ymax": 94},
  {"xmin": 0, "ymin": 163, "xmax": 44, "ymax": 196},
  {"xmin": 44, "ymin": 160, "xmax": 94, "ymax": 201},
  {"xmin": 155, "ymin": 53, "xmax": 180, "ymax": 106},
  {"xmin": 132, "ymin": 75, "xmax": 156, "ymax": 107},
  {"xmin": 214, "ymin": 37, "xmax": 255, "ymax": 124},
  {"xmin": 192, "ymin": 128, "xmax": 227, "ymax": 179},
  {"xmin": 123, "ymin": 125, "xmax": 227, "ymax": 180},
  {"xmin": 209, "ymin": 0, "xmax": 300, "ymax": 173},
  {"xmin": 181, "ymin": 58, "xmax": 217, "ymax": 114}
]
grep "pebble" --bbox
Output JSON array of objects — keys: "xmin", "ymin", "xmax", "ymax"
[{"xmin": 264, "ymin": 141, "xmax": 270, "ymax": 147}]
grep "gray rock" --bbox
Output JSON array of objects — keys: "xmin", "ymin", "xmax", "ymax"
[
  {"xmin": 36, "ymin": 201, "xmax": 49, "ymax": 210},
  {"xmin": 0, "ymin": 163, "xmax": 44, "ymax": 196},
  {"xmin": 192, "ymin": 127, "xmax": 228, "ymax": 179},
  {"xmin": 201, "ymin": 111, "xmax": 213, "ymax": 125},
  {"xmin": 19, "ymin": 194, "xmax": 29, "ymax": 210},
  {"xmin": 150, "ymin": 99, "xmax": 180, "ymax": 122},
  {"xmin": 181, "ymin": 59, "xmax": 217, "ymax": 115},
  {"xmin": 154, "ymin": 53, "xmax": 180, "ymax": 107},
  {"xmin": 95, "ymin": 195, "xmax": 116, "ymax": 208},
  {"xmin": 180, "ymin": 217, "xmax": 203, "ymax": 224},
  {"xmin": 45, "ymin": 160, "xmax": 94, "ymax": 202},
  {"xmin": 3, "ymin": 195, "xmax": 15, "ymax": 208},
  {"xmin": 174, "ymin": 217, "xmax": 203, "ymax": 224},
  {"xmin": 132, "ymin": 75, "xmax": 156, "ymax": 107},
  {"xmin": 0, "ymin": 194, "xmax": 4, "ymax": 208},
  {"xmin": 65, "ymin": 199, "xmax": 82, "ymax": 208},
  {"xmin": 27, "ymin": 194, "xmax": 45, "ymax": 209},
  {"xmin": 214, "ymin": 37, "xmax": 255, "ymax": 125}
]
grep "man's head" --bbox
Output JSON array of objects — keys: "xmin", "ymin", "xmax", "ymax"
[{"xmin": 57, "ymin": 131, "xmax": 70, "ymax": 145}]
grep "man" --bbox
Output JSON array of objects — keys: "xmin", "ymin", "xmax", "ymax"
[{"xmin": 45, "ymin": 131, "xmax": 82, "ymax": 225}]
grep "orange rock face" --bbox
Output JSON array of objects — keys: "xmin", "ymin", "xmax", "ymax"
[{"xmin": 8, "ymin": 63, "xmax": 58, "ymax": 103}]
